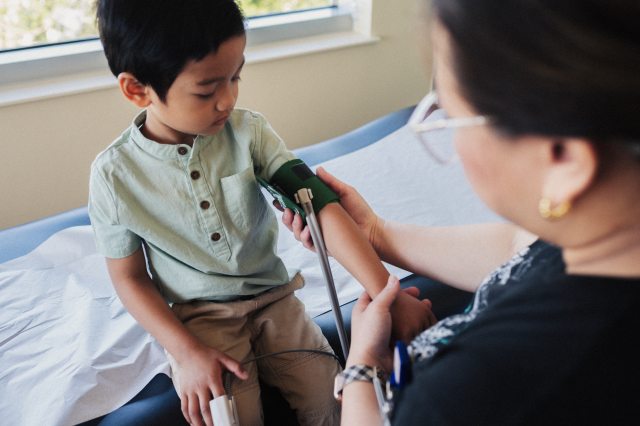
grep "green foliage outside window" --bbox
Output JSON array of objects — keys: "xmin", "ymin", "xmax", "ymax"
[
  {"xmin": 0, "ymin": 0, "xmax": 334, "ymax": 51},
  {"xmin": 1, "ymin": 0, "xmax": 96, "ymax": 50}
]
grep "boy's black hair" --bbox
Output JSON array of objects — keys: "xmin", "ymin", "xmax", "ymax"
[
  {"xmin": 97, "ymin": 0, "xmax": 245, "ymax": 102},
  {"xmin": 432, "ymin": 0, "xmax": 640, "ymax": 150}
]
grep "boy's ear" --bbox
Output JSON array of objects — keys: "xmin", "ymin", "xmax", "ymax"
[
  {"xmin": 117, "ymin": 72, "xmax": 152, "ymax": 107},
  {"xmin": 540, "ymin": 138, "xmax": 598, "ymax": 207}
]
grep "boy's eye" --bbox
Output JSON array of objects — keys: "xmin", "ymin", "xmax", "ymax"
[
  {"xmin": 232, "ymin": 75, "xmax": 242, "ymax": 82},
  {"xmin": 195, "ymin": 93, "xmax": 214, "ymax": 99}
]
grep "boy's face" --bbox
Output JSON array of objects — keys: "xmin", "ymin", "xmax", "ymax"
[{"xmin": 143, "ymin": 35, "xmax": 246, "ymax": 145}]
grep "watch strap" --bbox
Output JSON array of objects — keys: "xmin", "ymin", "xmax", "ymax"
[{"xmin": 334, "ymin": 364, "xmax": 385, "ymax": 401}]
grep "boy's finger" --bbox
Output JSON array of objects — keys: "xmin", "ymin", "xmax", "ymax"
[
  {"xmin": 199, "ymin": 394, "xmax": 213, "ymax": 426},
  {"xmin": 281, "ymin": 208, "xmax": 292, "ymax": 228},
  {"xmin": 402, "ymin": 286, "xmax": 420, "ymax": 299},
  {"xmin": 220, "ymin": 357, "xmax": 249, "ymax": 381},
  {"xmin": 272, "ymin": 199, "xmax": 283, "ymax": 211},
  {"xmin": 180, "ymin": 393, "xmax": 191, "ymax": 425},
  {"xmin": 292, "ymin": 213, "xmax": 303, "ymax": 236},
  {"xmin": 188, "ymin": 395, "xmax": 204, "ymax": 426},
  {"xmin": 208, "ymin": 370, "xmax": 226, "ymax": 398},
  {"xmin": 300, "ymin": 227, "xmax": 315, "ymax": 250}
]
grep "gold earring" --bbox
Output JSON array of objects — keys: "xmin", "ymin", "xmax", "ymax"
[{"xmin": 538, "ymin": 197, "xmax": 571, "ymax": 220}]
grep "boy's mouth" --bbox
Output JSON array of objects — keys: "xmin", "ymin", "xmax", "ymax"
[{"xmin": 213, "ymin": 115, "xmax": 229, "ymax": 126}]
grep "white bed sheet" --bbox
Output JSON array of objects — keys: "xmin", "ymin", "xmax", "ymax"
[{"xmin": 0, "ymin": 125, "xmax": 498, "ymax": 425}]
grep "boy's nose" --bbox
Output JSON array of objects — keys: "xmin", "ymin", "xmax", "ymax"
[{"xmin": 215, "ymin": 84, "xmax": 236, "ymax": 112}]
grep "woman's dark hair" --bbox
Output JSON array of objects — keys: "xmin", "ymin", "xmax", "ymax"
[
  {"xmin": 431, "ymin": 0, "xmax": 640, "ymax": 147},
  {"xmin": 97, "ymin": 0, "xmax": 245, "ymax": 102}
]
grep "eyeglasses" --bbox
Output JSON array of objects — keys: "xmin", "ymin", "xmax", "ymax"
[{"xmin": 408, "ymin": 91, "xmax": 489, "ymax": 164}]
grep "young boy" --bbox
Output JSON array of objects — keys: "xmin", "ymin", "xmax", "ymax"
[{"xmin": 90, "ymin": 1, "xmax": 432, "ymax": 425}]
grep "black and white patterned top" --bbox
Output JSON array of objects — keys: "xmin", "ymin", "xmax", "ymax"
[
  {"xmin": 408, "ymin": 241, "xmax": 544, "ymax": 362},
  {"xmin": 393, "ymin": 239, "xmax": 640, "ymax": 425}
]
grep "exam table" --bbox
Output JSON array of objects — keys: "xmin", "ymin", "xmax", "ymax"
[{"xmin": 1, "ymin": 106, "xmax": 481, "ymax": 425}]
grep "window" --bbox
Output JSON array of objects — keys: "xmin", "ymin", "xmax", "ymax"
[
  {"xmin": 0, "ymin": 0, "xmax": 337, "ymax": 52},
  {"xmin": 0, "ymin": 0, "xmax": 374, "ymax": 106}
]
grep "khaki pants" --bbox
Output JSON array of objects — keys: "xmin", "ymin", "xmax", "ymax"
[{"xmin": 168, "ymin": 274, "xmax": 341, "ymax": 426}]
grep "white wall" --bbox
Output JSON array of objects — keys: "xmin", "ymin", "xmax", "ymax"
[{"xmin": 0, "ymin": 0, "xmax": 432, "ymax": 230}]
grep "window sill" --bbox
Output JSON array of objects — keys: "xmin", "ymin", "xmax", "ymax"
[
  {"xmin": 0, "ymin": 31, "xmax": 379, "ymax": 108},
  {"xmin": 246, "ymin": 30, "xmax": 379, "ymax": 64}
]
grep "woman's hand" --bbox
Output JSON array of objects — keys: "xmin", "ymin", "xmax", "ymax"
[
  {"xmin": 346, "ymin": 275, "xmax": 403, "ymax": 372},
  {"xmin": 175, "ymin": 343, "xmax": 248, "ymax": 426},
  {"xmin": 277, "ymin": 167, "xmax": 383, "ymax": 252}
]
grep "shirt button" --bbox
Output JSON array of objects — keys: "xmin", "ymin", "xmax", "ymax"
[
  {"xmin": 200, "ymin": 200, "xmax": 210, "ymax": 209},
  {"xmin": 178, "ymin": 147, "xmax": 188, "ymax": 155},
  {"xmin": 191, "ymin": 171, "xmax": 200, "ymax": 180},
  {"xmin": 211, "ymin": 232, "xmax": 221, "ymax": 241}
]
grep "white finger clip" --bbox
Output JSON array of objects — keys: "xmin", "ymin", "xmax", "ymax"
[{"xmin": 210, "ymin": 394, "xmax": 239, "ymax": 426}]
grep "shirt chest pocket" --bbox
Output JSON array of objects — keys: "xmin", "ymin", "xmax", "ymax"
[{"xmin": 220, "ymin": 167, "xmax": 268, "ymax": 233}]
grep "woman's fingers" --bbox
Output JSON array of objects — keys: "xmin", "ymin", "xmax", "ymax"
[
  {"xmin": 355, "ymin": 275, "xmax": 401, "ymax": 317},
  {"xmin": 373, "ymin": 275, "xmax": 401, "ymax": 310},
  {"xmin": 316, "ymin": 167, "xmax": 347, "ymax": 195},
  {"xmin": 353, "ymin": 290, "xmax": 373, "ymax": 315}
]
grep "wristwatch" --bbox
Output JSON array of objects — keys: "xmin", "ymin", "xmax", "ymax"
[{"xmin": 333, "ymin": 364, "xmax": 386, "ymax": 401}]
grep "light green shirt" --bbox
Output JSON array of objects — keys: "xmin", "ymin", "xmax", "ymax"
[{"xmin": 89, "ymin": 109, "xmax": 298, "ymax": 302}]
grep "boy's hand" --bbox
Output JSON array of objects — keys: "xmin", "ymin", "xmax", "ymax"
[
  {"xmin": 176, "ymin": 343, "xmax": 248, "ymax": 426},
  {"xmin": 280, "ymin": 206, "xmax": 318, "ymax": 252},
  {"xmin": 390, "ymin": 289, "xmax": 437, "ymax": 343}
]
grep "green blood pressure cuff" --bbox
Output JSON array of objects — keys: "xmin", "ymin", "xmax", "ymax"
[{"xmin": 268, "ymin": 159, "xmax": 340, "ymax": 215}]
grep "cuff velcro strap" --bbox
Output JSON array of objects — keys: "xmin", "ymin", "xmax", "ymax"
[{"xmin": 270, "ymin": 159, "xmax": 339, "ymax": 214}]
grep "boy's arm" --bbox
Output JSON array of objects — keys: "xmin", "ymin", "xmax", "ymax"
[
  {"xmin": 316, "ymin": 203, "xmax": 435, "ymax": 343},
  {"xmin": 288, "ymin": 167, "xmax": 536, "ymax": 293},
  {"xmin": 105, "ymin": 248, "xmax": 247, "ymax": 426}
]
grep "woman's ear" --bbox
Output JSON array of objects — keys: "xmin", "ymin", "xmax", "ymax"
[
  {"xmin": 540, "ymin": 138, "xmax": 598, "ymax": 208},
  {"xmin": 117, "ymin": 72, "xmax": 151, "ymax": 108}
]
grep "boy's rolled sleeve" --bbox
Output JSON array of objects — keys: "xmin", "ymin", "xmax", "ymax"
[
  {"xmin": 252, "ymin": 112, "xmax": 296, "ymax": 180},
  {"xmin": 88, "ymin": 168, "xmax": 141, "ymax": 259}
]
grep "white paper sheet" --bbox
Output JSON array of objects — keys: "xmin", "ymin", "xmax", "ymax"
[{"xmin": 0, "ymin": 125, "xmax": 498, "ymax": 425}]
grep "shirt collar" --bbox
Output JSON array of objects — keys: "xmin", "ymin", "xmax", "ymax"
[{"xmin": 129, "ymin": 110, "xmax": 215, "ymax": 159}]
